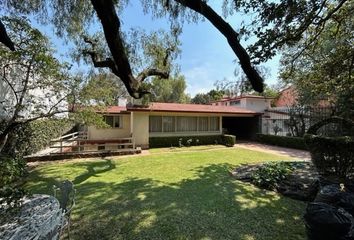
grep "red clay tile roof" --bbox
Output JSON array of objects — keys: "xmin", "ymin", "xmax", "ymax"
[
  {"xmin": 99, "ymin": 106, "xmax": 127, "ymax": 114},
  {"xmin": 127, "ymin": 102, "xmax": 258, "ymax": 115}
]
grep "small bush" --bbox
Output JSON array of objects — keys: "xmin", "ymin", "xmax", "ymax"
[
  {"xmin": 256, "ymin": 134, "xmax": 307, "ymax": 150},
  {"xmin": 223, "ymin": 134, "xmax": 236, "ymax": 147},
  {"xmin": 252, "ymin": 162, "xmax": 293, "ymax": 190}
]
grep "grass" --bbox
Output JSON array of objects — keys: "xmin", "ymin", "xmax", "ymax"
[{"xmin": 26, "ymin": 147, "xmax": 306, "ymax": 240}]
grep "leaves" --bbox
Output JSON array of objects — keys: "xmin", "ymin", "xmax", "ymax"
[
  {"xmin": 252, "ymin": 162, "xmax": 294, "ymax": 190},
  {"xmin": 279, "ymin": 1, "xmax": 354, "ymax": 117}
]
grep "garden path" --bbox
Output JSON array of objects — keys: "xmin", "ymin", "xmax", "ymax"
[{"xmin": 236, "ymin": 142, "xmax": 311, "ymax": 160}]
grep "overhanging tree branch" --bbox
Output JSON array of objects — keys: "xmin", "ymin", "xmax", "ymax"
[
  {"xmin": 2, "ymin": 65, "xmax": 19, "ymax": 104},
  {"xmin": 137, "ymin": 69, "xmax": 169, "ymax": 82},
  {"xmin": 90, "ymin": 0, "xmax": 170, "ymax": 99},
  {"xmin": 173, "ymin": 0, "xmax": 264, "ymax": 93},
  {"xmin": 0, "ymin": 19, "xmax": 15, "ymax": 51}
]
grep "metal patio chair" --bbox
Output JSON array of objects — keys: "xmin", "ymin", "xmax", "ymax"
[{"xmin": 53, "ymin": 180, "xmax": 76, "ymax": 239}]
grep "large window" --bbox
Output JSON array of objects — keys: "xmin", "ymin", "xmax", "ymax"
[
  {"xmin": 104, "ymin": 115, "xmax": 122, "ymax": 128},
  {"xmin": 198, "ymin": 117, "xmax": 209, "ymax": 131},
  {"xmin": 162, "ymin": 116, "xmax": 175, "ymax": 132},
  {"xmin": 149, "ymin": 116, "xmax": 162, "ymax": 132},
  {"xmin": 149, "ymin": 116, "xmax": 220, "ymax": 133},
  {"xmin": 177, "ymin": 116, "xmax": 198, "ymax": 132},
  {"xmin": 210, "ymin": 117, "xmax": 220, "ymax": 131}
]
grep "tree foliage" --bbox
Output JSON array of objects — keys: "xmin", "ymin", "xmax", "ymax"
[
  {"xmin": 191, "ymin": 89, "xmax": 224, "ymax": 104},
  {"xmin": 148, "ymin": 75, "xmax": 190, "ymax": 103},
  {"xmin": 214, "ymin": 67, "xmax": 278, "ymax": 98},
  {"xmin": 279, "ymin": 2, "xmax": 354, "ymax": 116},
  {"xmin": 0, "ymin": 0, "xmax": 350, "ymax": 99},
  {"xmin": 79, "ymin": 73, "xmax": 127, "ymax": 106},
  {"xmin": 0, "ymin": 16, "xmax": 75, "ymax": 152}
]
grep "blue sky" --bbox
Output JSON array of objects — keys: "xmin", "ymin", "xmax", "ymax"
[{"xmin": 28, "ymin": 1, "xmax": 280, "ymax": 97}]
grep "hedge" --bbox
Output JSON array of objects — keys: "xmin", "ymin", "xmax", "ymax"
[
  {"xmin": 149, "ymin": 135, "xmax": 224, "ymax": 148},
  {"xmin": 149, "ymin": 134, "xmax": 237, "ymax": 148},
  {"xmin": 256, "ymin": 134, "xmax": 307, "ymax": 150},
  {"xmin": 304, "ymin": 117, "xmax": 354, "ymax": 179},
  {"xmin": 8, "ymin": 119, "xmax": 74, "ymax": 156}
]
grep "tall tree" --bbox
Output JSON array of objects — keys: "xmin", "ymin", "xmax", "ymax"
[
  {"xmin": 191, "ymin": 89, "xmax": 224, "ymax": 104},
  {"xmin": 148, "ymin": 75, "xmax": 190, "ymax": 103},
  {"xmin": 279, "ymin": 2, "xmax": 354, "ymax": 116},
  {"xmin": 214, "ymin": 66, "xmax": 277, "ymax": 98},
  {"xmin": 0, "ymin": 17, "xmax": 76, "ymax": 152},
  {"xmin": 1, "ymin": 0, "xmax": 350, "ymax": 97},
  {"xmin": 79, "ymin": 73, "xmax": 128, "ymax": 106}
]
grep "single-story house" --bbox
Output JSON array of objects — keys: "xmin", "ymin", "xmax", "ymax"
[{"xmin": 83, "ymin": 102, "xmax": 261, "ymax": 150}]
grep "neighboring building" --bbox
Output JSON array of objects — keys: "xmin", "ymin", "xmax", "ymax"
[
  {"xmin": 274, "ymin": 86, "xmax": 297, "ymax": 107},
  {"xmin": 211, "ymin": 95, "xmax": 274, "ymax": 112},
  {"xmin": 210, "ymin": 90, "xmax": 331, "ymax": 137},
  {"xmin": 85, "ymin": 102, "xmax": 261, "ymax": 149}
]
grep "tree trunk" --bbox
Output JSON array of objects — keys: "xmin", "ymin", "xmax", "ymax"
[
  {"xmin": 90, "ymin": 0, "xmax": 169, "ymax": 98},
  {"xmin": 0, "ymin": 122, "xmax": 18, "ymax": 153}
]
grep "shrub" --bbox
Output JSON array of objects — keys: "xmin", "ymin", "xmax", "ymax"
[
  {"xmin": 304, "ymin": 117, "xmax": 354, "ymax": 180},
  {"xmin": 252, "ymin": 162, "xmax": 293, "ymax": 190},
  {"xmin": 222, "ymin": 134, "xmax": 236, "ymax": 147},
  {"xmin": 149, "ymin": 135, "xmax": 223, "ymax": 148},
  {"xmin": 256, "ymin": 134, "xmax": 307, "ymax": 150},
  {"xmin": 0, "ymin": 155, "xmax": 27, "ymax": 206}
]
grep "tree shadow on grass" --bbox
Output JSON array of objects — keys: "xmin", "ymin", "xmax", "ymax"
[
  {"xmin": 26, "ymin": 159, "xmax": 115, "ymax": 194},
  {"xmin": 67, "ymin": 163, "xmax": 306, "ymax": 240}
]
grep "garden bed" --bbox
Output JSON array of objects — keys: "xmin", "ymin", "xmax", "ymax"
[{"xmin": 230, "ymin": 161, "xmax": 320, "ymax": 201}]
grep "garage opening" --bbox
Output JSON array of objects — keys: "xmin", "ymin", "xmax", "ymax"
[{"xmin": 222, "ymin": 116, "xmax": 260, "ymax": 140}]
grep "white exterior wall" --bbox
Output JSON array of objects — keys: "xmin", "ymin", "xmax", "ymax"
[
  {"xmin": 132, "ymin": 112, "xmax": 149, "ymax": 148},
  {"xmin": 87, "ymin": 114, "xmax": 131, "ymax": 140},
  {"xmin": 240, "ymin": 99, "xmax": 247, "ymax": 108},
  {"xmin": 244, "ymin": 98, "xmax": 272, "ymax": 112},
  {"xmin": 261, "ymin": 112, "xmax": 290, "ymax": 136},
  {"xmin": 86, "ymin": 111, "xmax": 256, "ymax": 149}
]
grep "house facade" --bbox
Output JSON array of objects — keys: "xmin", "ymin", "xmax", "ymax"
[
  {"xmin": 211, "ymin": 95, "xmax": 274, "ymax": 112},
  {"xmin": 85, "ymin": 102, "xmax": 260, "ymax": 149}
]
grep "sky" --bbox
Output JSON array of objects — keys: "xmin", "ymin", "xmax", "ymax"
[{"xmin": 28, "ymin": 1, "xmax": 281, "ymax": 97}]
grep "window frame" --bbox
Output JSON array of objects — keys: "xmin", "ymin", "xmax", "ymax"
[
  {"xmin": 149, "ymin": 115, "xmax": 220, "ymax": 133},
  {"xmin": 104, "ymin": 115, "xmax": 123, "ymax": 129}
]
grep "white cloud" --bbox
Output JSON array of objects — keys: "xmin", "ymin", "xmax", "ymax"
[{"xmin": 183, "ymin": 63, "xmax": 217, "ymax": 97}]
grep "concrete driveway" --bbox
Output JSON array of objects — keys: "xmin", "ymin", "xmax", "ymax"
[{"xmin": 236, "ymin": 141, "xmax": 311, "ymax": 160}]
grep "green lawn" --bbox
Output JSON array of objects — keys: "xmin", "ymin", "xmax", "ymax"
[{"xmin": 26, "ymin": 147, "xmax": 306, "ymax": 240}]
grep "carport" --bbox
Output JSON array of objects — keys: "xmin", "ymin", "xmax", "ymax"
[{"xmin": 222, "ymin": 115, "xmax": 261, "ymax": 140}]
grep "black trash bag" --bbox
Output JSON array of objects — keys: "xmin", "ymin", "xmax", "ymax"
[
  {"xmin": 319, "ymin": 177, "xmax": 340, "ymax": 187},
  {"xmin": 315, "ymin": 184, "xmax": 342, "ymax": 204},
  {"xmin": 336, "ymin": 192, "xmax": 354, "ymax": 217},
  {"xmin": 304, "ymin": 202, "xmax": 354, "ymax": 240},
  {"xmin": 345, "ymin": 180, "xmax": 354, "ymax": 193}
]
